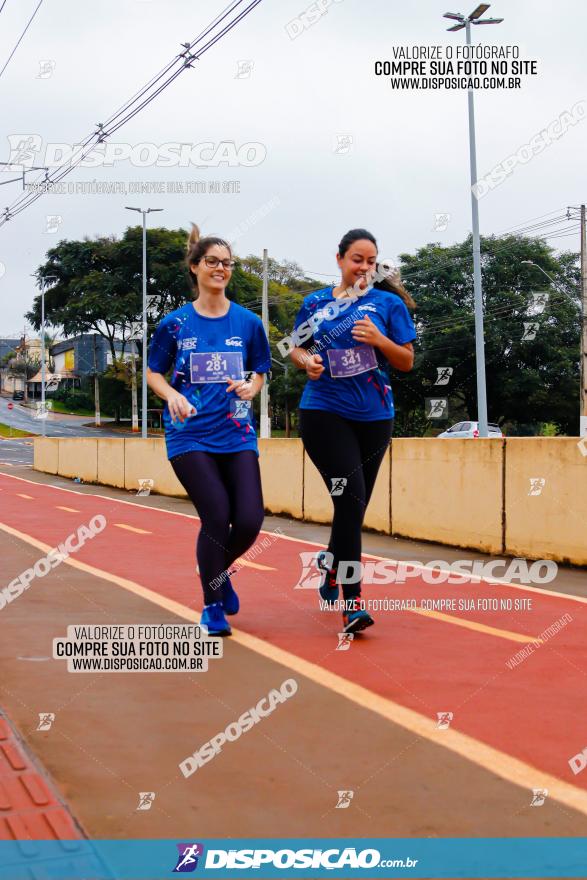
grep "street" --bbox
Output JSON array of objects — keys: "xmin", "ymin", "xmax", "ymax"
[{"xmin": 0, "ymin": 397, "xmax": 147, "ymax": 468}]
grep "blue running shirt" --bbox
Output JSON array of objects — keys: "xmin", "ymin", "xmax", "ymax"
[
  {"xmin": 148, "ymin": 300, "xmax": 271, "ymax": 458},
  {"xmin": 293, "ymin": 286, "xmax": 417, "ymax": 421}
]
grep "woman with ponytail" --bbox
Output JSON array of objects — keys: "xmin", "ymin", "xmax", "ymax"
[
  {"xmin": 289, "ymin": 229, "xmax": 416, "ymax": 634},
  {"xmin": 147, "ymin": 225, "xmax": 271, "ymax": 635}
]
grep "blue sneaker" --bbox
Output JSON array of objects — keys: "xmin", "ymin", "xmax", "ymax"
[
  {"xmin": 221, "ymin": 572, "xmax": 240, "ymax": 616},
  {"xmin": 200, "ymin": 602, "xmax": 232, "ymax": 636},
  {"xmin": 317, "ymin": 551, "xmax": 339, "ymax": 603},
  {"xmin": 342, "ymin": 598, "xmax": 374, "ymax": 634}
]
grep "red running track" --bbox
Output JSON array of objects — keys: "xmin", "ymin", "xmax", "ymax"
[{"xmin": 1, "ymin": 472, "xmax": 586, "ymax": 791}]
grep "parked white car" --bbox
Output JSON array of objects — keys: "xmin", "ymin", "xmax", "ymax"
[{"xmin": 437, "ymin": 421, "xmax": 503, "ymax": 438}]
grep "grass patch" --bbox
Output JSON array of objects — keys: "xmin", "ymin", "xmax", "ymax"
[
  {"xmin": 46, "ymin": 400, "xmax": 97, "ymax": 417},
  {"xmin": 0, "ymin": 423, "xmax": 33, "ymax": 438}
]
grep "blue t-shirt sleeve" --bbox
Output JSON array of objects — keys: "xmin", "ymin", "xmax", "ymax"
[
  {"xmin": 246, "ymin": 317, "xmax": 272, "ymax": 373},
  {"xmin": 386, "ymin": 296, "xmax": 417, "ymax": 345},
  {"xmin": 293, "ymin": 296, "xmax": 312, "ymax": 333},
  {"xmin": 293, "ymin": 293, "xmax": 319, "ymax": 348},
  {"xmin": 147, "ymin": 313, "xmax": 178, "ymax": 374}
]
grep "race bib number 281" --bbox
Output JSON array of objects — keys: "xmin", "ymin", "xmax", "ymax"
[{"xmin": 190, "ymin": 351, "xmax": 244, "ymax": 383}]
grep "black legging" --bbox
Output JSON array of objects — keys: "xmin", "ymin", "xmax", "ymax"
[
  {"xmin": 299, "ymin": 409, "xmax": 393, "ymax": 601},
  {"xmin": 170, "ymin": 450, "xmax": 265, "ymax": 605}
]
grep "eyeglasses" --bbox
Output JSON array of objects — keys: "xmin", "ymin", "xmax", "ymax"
[{"xmin": 202, "ymin": 256, "xmax": 235, "ymax": 269}]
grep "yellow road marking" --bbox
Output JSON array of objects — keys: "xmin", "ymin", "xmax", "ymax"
[
  {"xmin": 0, "ymin": 516, "xmax": 586, "ymax": 818},
  {"xmin": 16, "ymin": 493, "xmax": 33, "ymax": 499},
  {"xmin": 411, "ymin": 607, "xmax": 543, "ymax": 644},
  {"xmin": 197, "ymin": 558, "xmax": 276, "ymax": 576},
  {"xmin": 113, "ymin": 523, "xmax": 151, "ymax": 534},
  {"xmin": 234, "ymin": 557, "xmax": 275, "ymax": 571},
  {"xmin": 56, "ymin": 505, "xmax": 79, "ymax": 513}
]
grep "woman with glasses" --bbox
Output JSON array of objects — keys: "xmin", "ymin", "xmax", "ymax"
[
  {"xmin": 147, "ymin": 224, "xmax": 271, "ymax": 636},
  {"xmin": 289, "ymin": 229, "xmax": 416, "ymax": 635}
]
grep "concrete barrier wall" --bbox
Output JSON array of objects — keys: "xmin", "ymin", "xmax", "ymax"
[
  {"xmin": 505, "ymin": 438, "xmax": 587, "ymax": 565},
  {"xmin": 97, "ymin": 438, "xmax": 125, "ymax": 489},
  {"xmin": 124, "ymin": 439, "xmax": 186, "ymax": 498},
  {"xmin": 33, "ymin": 437, "xmax": 58, "ymax": 474},
  {"xmin": 258, "ymin": 438, "xmax": 303, "ymax": 519},
  {"xmin": 57, "ymin": 439, "xmax": 98, "ymax": 482},
  {"xmin": 391, "ymin": 438, "xmax": 504, "ymax": 554},
  {"xmin": 33, "ymin": 436, "xmax": 587, "ymax": 565}
]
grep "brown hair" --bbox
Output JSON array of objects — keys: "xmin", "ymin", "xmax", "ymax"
[
  {"xmin": 186, "ymin": 223, "xmax": 232, "ymax": 295},
  {"xmin": 374, "ymin": 267, "xmax": 417, "ymax": 310}
]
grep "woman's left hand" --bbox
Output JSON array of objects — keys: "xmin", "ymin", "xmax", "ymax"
[
  {"xmin": 225, "ymin": 377, "xmax": 256, "ymax": 400},
  {"xmin": 351, "ymin": 315, "xmax": 384, "ymax": 347}
]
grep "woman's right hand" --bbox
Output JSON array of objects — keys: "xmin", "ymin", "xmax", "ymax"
[
  {"xmin": 305, "ymin": 353, "xmax": 325, "ymax": 380},
  {"xmin": 166, "ymin": 389, "xmax": 195, "ymax": 422}
]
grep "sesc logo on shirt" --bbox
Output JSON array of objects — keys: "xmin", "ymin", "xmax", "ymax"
[
  {"xmin": 178, "ymin": 336, "xmax": 198, "ymax": 351},
  {"xmin": 357, "ymin": 304, "xmax": 377, "ymax": 313},
  {"xmin": 225, "ymin": 336, "xmax": 243, "ymax": 347}
]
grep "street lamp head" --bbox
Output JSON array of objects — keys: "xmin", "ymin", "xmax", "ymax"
[
  {"xmin": 125, "ymin": 206, "xmax": 164, "ymax": 214},
  {"xmin": 469, "ymin": 3, "xmax": 490, "ymax": 19},
  {"xmin": 37, "ymin": 274, "xmax": 58, "ymax": 288},
  {"xmin": 521, "ymin": 260, "xmax": 535, "ymax": 266},
  {"xmin": 445, "ymin": 4, "xmax": 503, "ymax": 28},
  {"xmin": 444, "ymin": 11, "xmax": 466, "ymax": 29}
]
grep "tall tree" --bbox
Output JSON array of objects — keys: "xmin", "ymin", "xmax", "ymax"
[{"xmin": 393, "ymin": 234, "xmax": 580, "ymax": 436}]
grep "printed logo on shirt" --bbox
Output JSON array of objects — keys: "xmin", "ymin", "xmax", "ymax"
[
  {"xmin": 357, "ymin": 304, "xmax": 377, "ymax": 313},
  {"xmin": 178, "ymin": 336, "xmax": 198, "ymax": 351},
  {"xmin": 225, "ymin": 336, "xmax": 243, "ymax": 347}
]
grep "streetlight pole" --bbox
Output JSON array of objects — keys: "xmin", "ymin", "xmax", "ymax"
[
  {"xmin": 35, "ymin": 274, "xmax": 57, "ymax": 437},
  {"xmin": 125, "ymin": 206, "xmax": 163, "ymax": 438},
  {"xmin": 260, "ymin": 248, "xmax": 270, "ymax": 438},
  {"xmin": 444, "ymin": 4, "xmax": 503, "ymax": 437}
]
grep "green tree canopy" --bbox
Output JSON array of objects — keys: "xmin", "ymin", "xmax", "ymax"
[
  {"xmin": 25, "ymin": 228, "xmax": 581, "ymax": 435},
  {"xmin": 393, "ymin": 234, "xmax": 580, "ymax": 436}
]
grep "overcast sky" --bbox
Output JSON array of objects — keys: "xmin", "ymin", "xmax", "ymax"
[{"xmin": 0, "ymin": 0, "xmax": 585, "ymax": 335}]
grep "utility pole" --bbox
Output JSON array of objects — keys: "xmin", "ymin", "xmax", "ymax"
[
  {"xmin": 37, "ymin": 275, "xmax": 58, "ymax": 433},
  {"xmin": 562, "ymin": 205, "xmax": 587, "ymax": 436},
  {"xmin": 93, "ymin": 334, "xmax": 101, "ymax": 427},
  {"xmin": 260, "ymin": 248, "xmax": 270, "ymax": 438},
  {"xmin": 443, "ymin": 4, "xmax": 503, "ymax": 437},
  {"xmin": 125, "ymin": 206, "xmax": 163, "ymax": 438},
  {"xmin": 21, "ymin": 325, "xmax": 27, "ymax": 402},
  {"xmin": 130, "ymin": 341, "xmax": 139, "ymax": 432},
  {"xmin": 581, "ymin": 204, "xmax": 587, "ymax": 436}
]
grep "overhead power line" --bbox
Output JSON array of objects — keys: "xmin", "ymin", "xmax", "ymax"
[
  {"xmin": 0, "ymin": 0, "xmax": 45, "ymax": 80},
  {"xmin": 0, "ymin": 0, "xmax": 263, "ymax": 227}
]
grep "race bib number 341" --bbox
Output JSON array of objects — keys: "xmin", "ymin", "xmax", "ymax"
[
  {"xmin": 327, "ymin": 344, "xmax": 377, "ymax": 378},
  {"xmin": 190, "ymin": 351, "xmax": 244, "ymax": 383}
]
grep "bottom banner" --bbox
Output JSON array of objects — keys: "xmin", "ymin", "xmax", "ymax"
[{"xmin": 0, "ymin": 838, "xmax": 586, "ymax": 879}]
